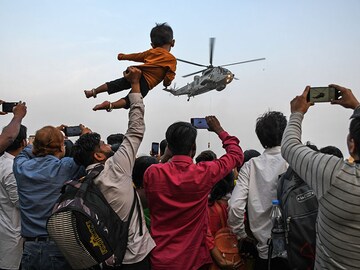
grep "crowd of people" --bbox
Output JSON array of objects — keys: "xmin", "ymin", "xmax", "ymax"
[
  {"xmin": 2, "ymin": 70, "xmax": 360, "ymax": 270},
  {"xmin": 1, "ymin": 23, "xmax": 360, "ymax": 270}
]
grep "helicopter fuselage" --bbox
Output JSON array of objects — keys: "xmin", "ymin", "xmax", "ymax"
[{"xmin": 166, "ymin": 67, "xmax": 234, "ymax": 98}]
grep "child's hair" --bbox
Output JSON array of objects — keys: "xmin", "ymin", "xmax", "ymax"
[{"xmin": 150, "ymin": 22, "xmax": 173, "ymax": 47}]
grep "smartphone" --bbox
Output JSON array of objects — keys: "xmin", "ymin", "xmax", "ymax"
[
  {"xmin": 191, "ymin": 118, "xmax": 209, "ymax": 129},
  {"xmin": 64, "ymin": 126, "xmax": 82, "ymax": 137},
  {"xmin": 2, "ymin": 102, "xmax": 19, "ymax": 113},
  {"xmin": 307, "ymin": 87, "xmax": 340, "ymax": 103},
  {"xmin": 151, "ymin": 142, "xmax": 159, "ymax": 156}
]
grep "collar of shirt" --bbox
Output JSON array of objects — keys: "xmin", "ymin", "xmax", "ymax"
[
  {"xmin": 262, "ymin": 146, "xmax": 281, "ymax": 155},
  {"xmin": 85, "ymin": 162, "xmax": 101, "ymax": 173},
  {"xmin": 2, "ymin": 151, "xmax": 15, "ymax": 160},
  {"xmin": 169, "ymin": 155, "xmax": 193, "ymax": 164}
]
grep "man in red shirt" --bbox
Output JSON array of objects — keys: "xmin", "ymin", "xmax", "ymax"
[{"xmin": 144, "ymin": 116, "xmax": 243, "ymax": 270}]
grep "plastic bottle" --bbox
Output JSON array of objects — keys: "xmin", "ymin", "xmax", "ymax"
[{"xmin": 270, "ymin": 199, "xmax": 287, "ymax": 258}]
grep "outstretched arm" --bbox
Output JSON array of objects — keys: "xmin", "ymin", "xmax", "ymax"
[
  {"xmin": 110, "ymin": 67, "xmax": 144, "ymax": 176},
  {"xmin": 118, "ymin": 51, "xmax": 148, "ymax": 63},
  {"xmin": 0, "ymin": 102, "xmax": 27, "ymax": 153},
  {"xmin": 281, "ymin": 85, "xmax": 346, "ymax": 199}
]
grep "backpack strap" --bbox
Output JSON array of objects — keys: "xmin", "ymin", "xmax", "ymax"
[
  {"xmin": 213, "ymin": 201, "xmax": 227, "ymax": 228},
  {"xmin": 277, "ymin": 167, "xmax": 293, "ymax": 199},
  {"xmin": 78, "ymin": 164, "xmax": 105, "ymax": 195},
  {"xmin": 267, "ymin": 238, "xmax": 273, "ymax": 270}
]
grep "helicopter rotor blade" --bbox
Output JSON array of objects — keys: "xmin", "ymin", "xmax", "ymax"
[
  {"xmin": 182, "ymin": 68, "xmax": 208, "ymax": 78},
  {"xmin": 209, "ymin": 37, "xmax": 215, "ymax": 66},
  {"xmin": 177, "ymin": 58, "xmax": 208, "ymax": 68},
  {"xmin": 221, "ymin": 57, "xmax": 266, "ymax": 67}
]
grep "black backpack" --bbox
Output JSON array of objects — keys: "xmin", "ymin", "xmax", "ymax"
[
  {"xmin": 277, "ymin": 167, "xmax": 318, "ymax": 270},
  {"xmin": 47, "ymin": 165, "xmax": 142, "ymax": 269}
]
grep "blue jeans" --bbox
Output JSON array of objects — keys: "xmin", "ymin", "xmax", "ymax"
[{"xmin": 21, "ymin": 241, "xmax": 72, "ymax": 270}]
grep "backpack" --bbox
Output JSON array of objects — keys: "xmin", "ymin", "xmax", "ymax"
[
  {"xmin": 46, "ymin": 165, "xmax": 141, "ymax": 269},
  {"xmin": 209, "ymin": 202, "xmax": 245, "ymax": 270},
  {"xmin": 276, "ymin": 167, "xmax": 318, "ymax": 270}
]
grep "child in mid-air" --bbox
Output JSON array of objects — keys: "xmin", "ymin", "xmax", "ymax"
[{"xmin": 84, "ymin": 22, "xmax": 176, "ymax": 111}]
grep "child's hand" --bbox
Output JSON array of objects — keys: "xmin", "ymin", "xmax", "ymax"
[{"xmin": 84, "ymin": 89, "xmax": 95, "ymax": 98}]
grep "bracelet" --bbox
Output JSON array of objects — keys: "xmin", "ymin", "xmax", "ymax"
[
  {"xmin": 106, "ymin": 102, "xmax": 113, "ymax": 112},
  {"xmin": 92, "ymin": 88, "xmax": 97, "ymax": 98}
]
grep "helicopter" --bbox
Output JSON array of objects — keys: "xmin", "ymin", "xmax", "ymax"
[{"xmin": 164, "ymin": 38, "xmax": 265, "ymax": 101}]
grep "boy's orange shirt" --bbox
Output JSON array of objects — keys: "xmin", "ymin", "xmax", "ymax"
[{"xmin": 118, "ymin": 47, "xmax": 177, "ymax": 89}]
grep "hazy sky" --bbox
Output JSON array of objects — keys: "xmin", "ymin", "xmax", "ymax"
[{"xmin": 1, "ymin": 0, "xmax": 359, "ymax": 157}]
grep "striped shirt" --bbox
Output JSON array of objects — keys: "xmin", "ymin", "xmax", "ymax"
[{"xmin": 281, "ymin": 112, "xmax": 360, "ymax": 270}]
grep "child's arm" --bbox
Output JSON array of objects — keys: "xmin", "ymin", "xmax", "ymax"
[{"xmin": 118, "ymin": 51, "xmax": 149, "ymax": 63}]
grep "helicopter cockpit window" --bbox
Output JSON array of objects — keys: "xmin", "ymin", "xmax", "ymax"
[{"xmin": 203, "ymin": 69, "xmax": 211, "ymax": 75}]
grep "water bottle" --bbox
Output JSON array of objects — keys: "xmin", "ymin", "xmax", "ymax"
[{"xmin": 270, "ymin": 199, "xmax": 287, "ymax": 258}]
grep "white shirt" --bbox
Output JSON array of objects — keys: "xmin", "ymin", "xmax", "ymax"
[
  {"xmin": 0, "ymin": 152, "xmax": 23, "ymax": 269},
  {"xmin": 228, "ymin": 146, "xmax": 287, "ymax": 259}
]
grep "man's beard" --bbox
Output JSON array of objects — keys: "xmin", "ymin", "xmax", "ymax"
[{"xmin": 103, "ymin": 149, "xmax": 115, "ymax": 159}]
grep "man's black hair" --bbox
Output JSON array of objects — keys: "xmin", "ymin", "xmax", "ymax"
[
  {"xmin": 5, "ymin": 124, "xmax": 27, "ymax": 152},
  {"xmin": 255, "ymin": 111, "xmax": 287, "ymax": 149},
  {"xmin": 320, "ymin": 145, "xmax": 343, "ymax": 159},
  {"xmin": 237, "ymin": 149, "xmax": 261, "ymax": 171},
  {"xmin": 72, "ymin": 133, "xmax": 101, "ymax": 167},
  {"xmin": 64, "ymin": 139, "xmax": 74, "ymax": 157},
  {"xmin": 350, "ymin": 118, "xmax": 360, "ymax": 158},
  {"xmin": 244, "ymin": 149, "xmax": 261, "ymax": 163},
  {"xmin": 159, "ymin": 139, "xmax": 167, "ymax": 156},
  {"xmin": 209, "ymin": 171, "xmax": 235, "ymax": 204},
  {"xmin": 166, "ymin": 122, "xmax": 197, "ymax": 155},
  {"xmin": 107, "ymin": 133, "xmax": 124, "ymax": 145},
  {"xmin": 132, "ymin": 155, "xmax": 158, "ymax": 188},
  {"xmin": 150, "ymin": 22, "xmax": 173, "ymax": 47},
  {"xmin": 195, "ymin": 150, "xmax": 217, "ymax": 163}
]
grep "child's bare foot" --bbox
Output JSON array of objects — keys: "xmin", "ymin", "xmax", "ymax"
[
  {"xmin": 84, "ymin": 88, "xmax": 97, "ymax": 98},
  {"xmin": 84, "ymin": 90, "xmax": 93, "ymax": 98},
  {"xmin": 93, "ymin": 101, "xmax": 111, "ymax": 111}
]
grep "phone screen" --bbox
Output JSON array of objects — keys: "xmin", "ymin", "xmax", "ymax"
[
  {"xmin": 64, "ymin": 126, "xmax": 82, "ymax": 137},
  {"xmin": 2, "ymin": 102, "xmax": 19, "ymax": 113},
  {"xmin": 307, "ymin": 87, "xmax": 339, "ymax": 103},
  {"xmin": 191, "ymin": 118, "xmax": 209, "ymax": 129},
  {"xmin": 151, "ymin": 142, "xmax": 159, "ymax": 155}
]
